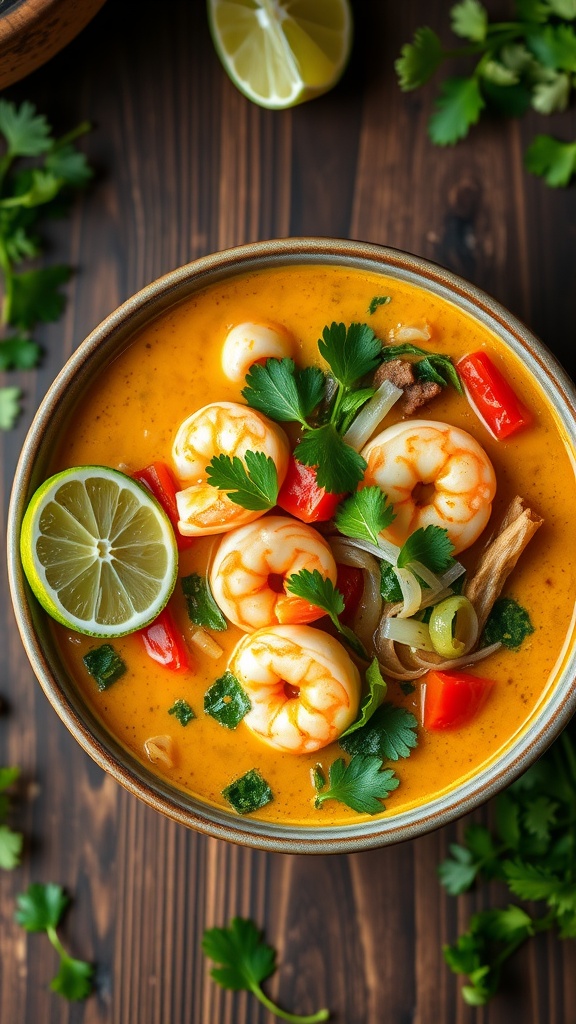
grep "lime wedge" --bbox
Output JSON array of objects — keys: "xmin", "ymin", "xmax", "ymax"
[
  {"xmin": 20, "ymin": 467, "xmax": 178, "ymax": 637},
  {"xmin": 207, "ymin": 0, "xmax": 353, "ymax": 110}
]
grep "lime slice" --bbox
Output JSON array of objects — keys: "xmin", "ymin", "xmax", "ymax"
[
  {"xmin": 207, "ymin": 0, "xmax": 353, "ymax": 110},
  {"xmin": 20, "ymin": 466, "xmax": 178, "ymax": 637}
]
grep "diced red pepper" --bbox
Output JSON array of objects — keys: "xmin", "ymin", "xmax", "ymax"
[
  {"xmin": 336, "ymin": 564, "xmax": 364, "ymax": 625},
  {"xmin": 138, "ymin": 607, "xmax": 191, "ymax": 673},
  {"xmin": 133, "ymin": 462, "xmax": 193, "ymax": 550},
  {"xmin": 422, "ymin": 669, "xmax": 495, "ymax": 730},
  {"xmin": 457, "ymin": 350, "xmax": 533, "ymax": 440},
  {"xmin": 276, "ymin": 456, "xmax": 345, "ymax": 523}
]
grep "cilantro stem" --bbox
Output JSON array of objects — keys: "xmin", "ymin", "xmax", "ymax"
[
  {"xmin": 250, "ymin": 982, "xmax": 329, "ymax": 1023},
  {"xmin": 46, "ymin": 923, "xmax": 69, "ymax": 962},
  {"xmin": 0, "ymin": 152, "xmax": 13, "ymax": 193},
  {"xmin": 0, "ymin": 237, "xmax": 14, "ymax": 326},
  {"xmin": 53, "ymin": 121, "xmax": 92, "ymax": 151}
]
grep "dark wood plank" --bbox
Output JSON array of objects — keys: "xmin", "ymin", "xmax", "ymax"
[{"xmin": 1, "ymin": 2, "xmax": 575, "ymax": 1022}]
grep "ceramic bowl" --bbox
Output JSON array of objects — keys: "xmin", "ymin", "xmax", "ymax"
[
  {"xmin": 8, "ymin": 238, "xmax": 576, "ymax": 853},
  {"xmin": 0, "ymin": 0, "xmax": 107, "ymax": 90}
]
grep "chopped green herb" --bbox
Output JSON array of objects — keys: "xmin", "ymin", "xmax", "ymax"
[
  {"xmin": 397, "ymin": 525, "xmax": 455, "ymax": 574},
  {"xmin": 318, "ymin": 321, "xmax": 383, "ymax": 389},
  {"xmin": 206, "ymin": 450, "xmax": 279, "ymax": 511},
  {"xmin": 313, "ymin": 754, "xmax": 399, "ymax": 814},
  {"xmin": 439, "ymin": 721, "xmax": 576, "ymax": 1004},
  {"xmin": 15, "ymin": 883, "xmax": 93, "ymax": 1001},
  {"xmin": 285, "ymin": 568, "xmax": 367, "ymax": 659},
  {"xmin": 525, "ymin": 133, "xmax": 576, "ymax": 186},
  {"xmin": 0, "ymin": 101, "xmax": 92, "ymax": 427},
  {"xmin": 168, "ymin": 698, "xmax": 195, "ymax": 727},
  {"xmin": 380, "ymin": 561, "xmax": 403, "ymax": 602},
  {"xmin": 0, "ymin": 766, "xmax": 22, "ymax": 870},
  {"xmin": 222, "ymin": 769, "xmax": 273, "ymax": 815},
  {"xmin": 368, "ymin": 295, "xmax": 391, "ymax": 315},
  {"xmin": 414, "ymin": 354, "xmax": 464, "ymax": 394},
  {"xmin": 483, "ymin": 597, "xmax": 534, "ymax": 650},
  {"xmin": 181, "ymin": 573, "xmax": 227, "ymax": 631},
  {"xmin": 294, "ymin": 423, "xmax": 367, "ymax": 494},
  {"xmin": 340, "ymin": 659, "xmax": 387, "ymax": 738},
  {"xmin": 334, "ymin": 485, "xmax": 396, "ymax": 547},
  {"xmin": 339, "ymin": 702, "xmax": 419, "ymax": 761},
  {"xmin": 83, "ymin": 644, "xmax": 126, "ymax": 691},
  {"xmin": 202, "ymin": 917, "xmax": 329, "ymax": 1023},
  {"xmin": 204, "ymin": 671, "xmax": 251, "ymax": 729},
  {"xmin": 242, "ymin": 357, "xmax": 325, "ymax": 426}
]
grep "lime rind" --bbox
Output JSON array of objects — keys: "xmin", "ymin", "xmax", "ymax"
[{"xmin": 20, "ymin": 466, "xmax": 178, "ymax": 637}]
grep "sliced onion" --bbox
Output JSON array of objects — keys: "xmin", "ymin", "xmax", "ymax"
[
  {"xmin": 330, "ymin": 541, "xmax": 382, "ymax": 647},
  {"xmin": 425, "ymin": 641, "xmax": 501, "ymax": 672},
  {"xmin": 428, "ymin": 596, "xmax": 478, "ymax": 658},
  {"xmin": 335, "ymin": 534, "xmax": 400, "ymax": 566},
  {"xmin": 381, "ymin": 616, "xmax": 436, "ymax": 652},
  {"xmin": 343, "ymin": 380, "xmax": 403, "ymax": 450},
  {"xmin": 418, "ymin": 586, "xmax": 454, "ymax": 611},
  {"xmin": 440, "ymin": 562, "xmax": 466, "ymax": 588},
  {"xmin": 396, "ymin": 568, "xmax": 422, "ymax": 618},
  {"xmin": 406, "ymin": 560, "xmax": 444, "ymax": 594}
]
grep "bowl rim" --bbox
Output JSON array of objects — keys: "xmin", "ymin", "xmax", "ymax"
[{"xmin": 7, "ymin": 236, "xmax": 576, "ymax": 854}]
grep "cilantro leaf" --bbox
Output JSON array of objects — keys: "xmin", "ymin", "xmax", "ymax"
[
  {"xmin": 429, "ymin": 76, "xmax": 485, "ymax": 145},
  {"xmin": 295, "ymin": 424, "xmax": 366, "ymax": 494},
  {"xmin": 318, "ymin": 322, "xmax": 382, "ymax": 389},
  {"xmin": 314, "ymin": 755, "xmax": 399, "ymax": 814},
  {"xmin": 531, "ymin": 69, "xmax": 571, "ymax": 112},
  {"xmin": 9, "ymin": 265, "xmax": 72, "ymax": 330},
  {"xmin": 334, "ymin": 486, "xmax": 396, "ymax": 546},
  {"xmin": 50, "ymin": 957, "xmax": 94, "ymax": 1002},
  {"xmin": 0, "ymin": 169, "xmax": 60, "ymax": 209},
  {"xmin": 340, "ymin": 659, "xmax": 388, "ymax": 738},
  {"xmin": 547, "ymin": 0, "xmax": 576, "ymax": 16},
  {"xmin": 45, "ymin": 144, "xmax": 93, "ymax": 187},
  {"xmin": 381, "ymin": 342, "xmax": 429, "ymax": 361},
  {"xmin": 339, "ymin": 702, "xmax": 419, "ymax": 761},
  {"xmin": 222, "ymin": 769, "xmax": 273, "ymax": 815},
  {"xmin": 451, "ymin": 0, "xmax": 488, "ymax": 41},
  {"xmin": 0, "ymin": 336, "xmax": 40, "ymax": 370},
  {"xmin": 368, "ymin": 295, "xmax": 391, "ymax": 314},
  {"xmin": 395, "ymin": 27, "xmax": 444, "ymax": 90},
  {"xmin": 242, "ymin": 358, "xmax": 324, "ymax": 425},
  {"xmin": 15, "ymin": 883, "xmax": 68, "ymax": 931},
  {"xmin": 525, "ymin": 134, "xmax": 576, "ymax": 186},
  {"xmin": 181, "ymin": 573, "xmax": 227, "ymax": 630},
  {"xmin": 438, "ymin": 843, "xmax": 480, "ymax": 895},
  {"xmin": 168, "ymin": 698, "xmax": 195, "ymax": 727},
  {"xmin": 527, "ymin": 23, "xmax": 576, "ymax": 71},
  {"xmin": 414, "ymin": 354, "xmax": 463, "ymax": 393},
  {"xmin": 0, "ymin": 387, "xmax": 21, "ymax": 429},
  {"xmin": 397, "ymin": 525, "xmax": 454, "ymax": 574},
  {"xmin": 204, "ymin": 671, "xmax": 251, "ymax": 730},
  {"xmin": 502, "ymin": 859, "xmax": 565, "ymax": 902},
  {"xmin": 202, "ymin": 917, "xmax": 329, "ymax": 1022},
  {"xmin": 286, "ymin": 568, "xmax": 367, "ymax": 658},
  {"xmin": 482, "ymin": 597, "xmax": 534, "ymax": 649},
  {"xmin": 0, "ymin": 766, "xmax": 20, "ymax": 791},
  {"xmin": 0, "ymin": 100, "xmax": 52, "ymax": 157},
  {"xmin": 522, "ymin": 796, "xmax": 558, "ymax": 841},
  {"xmin": 0, "ymin": 825, "xmax": 23, "ymax": 870},
  {"xmin": 206, "ymin": 450, "xmax": 279, "ymax": 511},
  {"xmin": 380, "ymin": 561, "xmax": 403, "ymax": 602}
]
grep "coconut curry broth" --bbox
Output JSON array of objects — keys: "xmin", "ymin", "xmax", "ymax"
[{"xmin": 51, "ymin": 264, "xmax": 576, "ymax": 825}]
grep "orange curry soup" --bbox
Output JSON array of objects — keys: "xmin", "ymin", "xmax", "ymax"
[{"xmin": 51, "ymin": 265, "xmax": 576, "ymax": 826}]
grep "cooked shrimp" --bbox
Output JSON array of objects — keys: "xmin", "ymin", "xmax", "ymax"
[
  {"xmin": 222, "ymin": 322, "xmax": 294, "ymax": 383},
  {"xmin": 230, "ymin": 624, "xmax": 360, "ymax": 753},
  {"xmin": 361, "ymin": 420, "xmax": 496, "ymax": 554},
  {"xmin": 173, "ymin": 402, "xmax": 289, "ymax": 536},
  {"xmin": 210, "ymin": 515, "xmax": 338, "ymax": 631}
]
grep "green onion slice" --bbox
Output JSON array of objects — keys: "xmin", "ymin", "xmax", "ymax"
[{"xmin": 428, "ymin": 595, "xmax": 478, "ymax": 659}]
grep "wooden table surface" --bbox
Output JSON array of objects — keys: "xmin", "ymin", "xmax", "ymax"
[{"xmin": 1, "ymin": 2, "xmax": 575, "ymax": 1022}]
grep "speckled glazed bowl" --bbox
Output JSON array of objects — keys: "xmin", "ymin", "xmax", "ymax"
[
  {"xmin": 0, "ymin": 0, "xmax": 107, "ymax": 89},
  {"xmin": 8, "ymin": 238, "xmax": 576, "ymax": 854}
]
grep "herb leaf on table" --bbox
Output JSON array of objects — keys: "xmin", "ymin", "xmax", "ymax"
[
  {"xmin": 202, "ymin": 917, "xmax": 329, "ymax": 1023},
  {"xmin": 0, "ymin": 766, "xmax": 23, "ymax": 870},
  {"xmin": 0, "ymin": 100, "xmax": 92, "ymax": 428},
  {"xmin": 15, "ymin": 883, "xmax": 93, "ymax": 1001}
]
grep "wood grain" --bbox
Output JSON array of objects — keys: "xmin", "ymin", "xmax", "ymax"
[{"xmin": 0, "ymin": 2, "xmax": 575, "ymax": 1022}]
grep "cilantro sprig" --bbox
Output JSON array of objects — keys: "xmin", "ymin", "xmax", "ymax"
[
  {"xmin": 313, "ymin": 754, "xmax": 400, "ymax": 814},
  {"xmin": 0, "ymin": 766, "xmax": 23, "ymax": 869},
  {"xmin": 285, "ymin": 568, "xmax": 368, "ymax": 658},
  {"xmin": 396, "ymin": 1, "xmax": 576, "ymax": 186},
  {"xmin": 334, "ymin": 486, "xmax": 396, "ymax": 547},
  {"xmin": 0, "ymin": 100, "xmax": 92, "ymax": 427},
  {"xmin": 206, "ymin": 450, "xmax": 279, "ymax": 510},
  {"xmin": 397, "ymin": 525, "xmax": 455, "ymax": 573},
  {"xmin": 242, "ymin": 322, "xmax": 384, "ymax": 494},
  {"xmin": 202, "ymin": 917, "xmax": 329, "ymax": 1023},
  {"xmin": 15, "ymin": 883, "xmax": 93, "ymax": 1000},
  {"xmin": 439, "ymin": 721, "xmax": 576, "ymax": 1005}
]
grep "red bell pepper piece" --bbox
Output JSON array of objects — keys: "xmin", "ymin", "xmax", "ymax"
[
  {"xmin": 277, "ymin": 456, "xmax": 344, "ymax": 523},
  {"xmin": 422, "ymin": 669, "xmax": 495, "ymax": 730},
  {"xmin": 457, "ymin": 350, "xmax": 532, "ymax": 440},
  {"xmin": 336, "ymin": 564, "xmax": 364, "ymax": 625},
  {"xmin": 133, "ymin": 461, "xmax": 193, "ymax": 550},
  {"xmin": 138, "ymin": 607, "xmax": 190, "ymax": 673}
]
